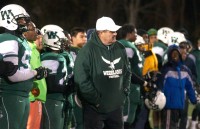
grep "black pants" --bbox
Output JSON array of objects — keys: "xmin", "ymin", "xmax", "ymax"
[
  {"xmin": 132, "ymin": 104, "xmax": 152, "ymax": 129},
  {"xmin": 161, "ymin": 109, "xmax": 180, "ymax": 129},
  {"xmin": 192, "ymin": 103, "xmax": 200, "ymax": 120},
  {"xmin": 83, "ymin": 105, "xmax": 123, "ymax": 129},
  {"xmin": 178, "ymin": 99, "xmax": 188, "ymax": 129}
]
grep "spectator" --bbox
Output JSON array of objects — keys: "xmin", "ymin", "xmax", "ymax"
[{"xmin": 157, "ymin": 45, "xmax": 197, "ymax": 129}]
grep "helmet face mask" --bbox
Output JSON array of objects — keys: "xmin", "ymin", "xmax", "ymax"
[
  {"xmin": 0, "ymin": 4, "xmax": 30, "ymax": 31},
  {"xmin": 145, "ymin": 97, "xmax": 159, "ymax": 110},
  {"xmin": 59, "ymin": 38, "xmax": 71, "ymax": 50},
  {"xmin": 23, "ymin": 22, "xmax": 37, "ymax": 41}
]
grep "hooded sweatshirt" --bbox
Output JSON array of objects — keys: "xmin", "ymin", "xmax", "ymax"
[
  {"xmin": 157, "ymin": 45, "xmax": 196, "ymax": 109},
  {"xmin": 74, "ymin": 31, "xmax": 131, "ymax": 113}
]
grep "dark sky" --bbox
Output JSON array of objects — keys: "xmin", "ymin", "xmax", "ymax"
[{"xmin": 1, "ymin": 0, "xmax": 200, "ymax": 42}]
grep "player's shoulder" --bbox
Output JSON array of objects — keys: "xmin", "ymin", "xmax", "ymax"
[
  {"xmin": 116, "ymin": 41, "xmax": 127, "ymax": 50},
  {"xmin": 0, "ymin": 33, "xmax": 18, "ymax": 39},
  {"xmin": 0, "ymin": 33, "xmax": 18, "ymax": 42},
  {"xmin": 41, "ymin": 52, "xmax": 64, "ymax": 61}
]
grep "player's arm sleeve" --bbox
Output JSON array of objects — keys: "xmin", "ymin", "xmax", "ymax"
[
  {"xmin": 185, "ymin": 70, "xmax": 197, "ymax": 104},
  {"xmin": 123, "ymin": 55, "xmax": 131, "ymax": 96},
  {"xmin": 45, "ymin": 74, "xmax": 67, "ymax": 93},
  {"xmin": 0, "ymin": 40, "xmax": 35, "ymax": 82},
  {"xmin": 131, "ymin": 71, "xmax": 146, "ymax": 86},
  {"xmin": 0, "ymin": 60, "xmax": 18, "ymax": 76},
  {"xmin": 8, "ymin": 69, "xmax": 35, "ymax": 82}
]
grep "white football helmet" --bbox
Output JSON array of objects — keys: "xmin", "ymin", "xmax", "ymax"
[
  {"xmin": 0, "ymin": 4, "xmax": 30, "ymax": 31},
  {"xmin": 41, "ymin": 24, "xmax": 63, "ymax": 35},
  {"xmin": 167, "ymin": 32, "xmax": 187, "ymax": 46},
  {"xmin": 145, "ymin": 90, "xmax": 166, "ymax": 111},
  {"xmin": 43, "ymin": 30, "xmax": 68, "ymax": 51},
  {"xmin": 157, "ymin": 27, "xmax": 174, "ymax": 44},
  {"xmin": 134, "ymin": 35, "xmax": 145, "ymax": 45}
]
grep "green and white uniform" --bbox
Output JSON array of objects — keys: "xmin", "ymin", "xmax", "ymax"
[
  {"xmin": 69, "ymin": 46, "xmax": 84, "ymax": 129},
  {"xmin": 70, "ymin": 46, "xmax": 80, "ymax": 62},
  {"xmin": 0, "ymin": 33, "xmax": 35, "ymax": 129},
  {"xmin": 190, "ymin": 49, "xmax": 200, "ymax": 123},
  {"xmin": 61, "ymin": 50, "xmax": 74, "ymax": 78},
  {"xmin": 191, "ymin": 49, "xmax": 200, "ymax": 84},
  {"xmin": 61, "ymin": 50, "xmax": 75, "ymax": 129},
  {"xmin": 118, "ymin": 40, "xmax": 143, "ymax": 124},
  {"xmin": 41, "ymin": 52, "xmax": 68, "ymax": 129}
]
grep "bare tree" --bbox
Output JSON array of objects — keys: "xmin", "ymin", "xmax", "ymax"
[
  {"xmin": 179, "ymin": 0, "xmax": 185, "ymax": 27},
  {"xmin": 162, "ymin": 0, "xmax": 174, "ymax": 27},
  {"xmin": 123, "ymin": 0, "xmax": 141, "ymax": 25},
  {"xmin": 122, "ymin": 0, "xmax": 160, "ymax": 27}
]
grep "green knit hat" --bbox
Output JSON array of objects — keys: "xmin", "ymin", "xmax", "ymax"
[{"xmin": 147, "ymin": 28, "xmax": 157, "ymax": 36}]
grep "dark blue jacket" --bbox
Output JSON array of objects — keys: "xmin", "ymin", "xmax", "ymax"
[{"xmin": 157, "ymin": 45, "xmax": 197, "ymax": 109}]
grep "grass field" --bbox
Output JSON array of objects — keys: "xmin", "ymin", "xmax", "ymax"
[{"xmin": 188, "ymin": 103, "xmax": 195, "ymax": 116}]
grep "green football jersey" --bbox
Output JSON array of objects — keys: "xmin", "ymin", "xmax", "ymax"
[
  {"xmin": 153, "ymin": 41, "xmax": 167, "ymax": 57},
  {"xmin": 61, "ymin": 50, "xmax": 74, "ymax": 78},
  {"xmin": 0, "ymin": 33, "xmax": 34, "ymax": 97},
  {"xmin": 70, "ymin": 46, "xmax": 80, "ymax": 61},
  {"xmin": 118, "ymin": 39, "xmax": 143, "ymax": 76},
  {"xmin": 118, "ymin": 40, "xmax": 143, "ymax": 102},
  {"xmin": 191, "ymin": 49, "xmax": 200, "ymax": 83},
  {"xmin": 41, "ymin": 52, "xmax": 68, "ymax": 100}
]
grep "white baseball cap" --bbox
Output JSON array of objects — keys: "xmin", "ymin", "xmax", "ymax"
[{"xmin": 96, "ymin": 16, "xmax": 121, "ymax": 31}]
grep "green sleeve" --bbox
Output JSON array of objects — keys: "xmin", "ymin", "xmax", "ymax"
[{"xmin": 74, "ymin": 49, "xmax": 100, "ymax": 105}]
